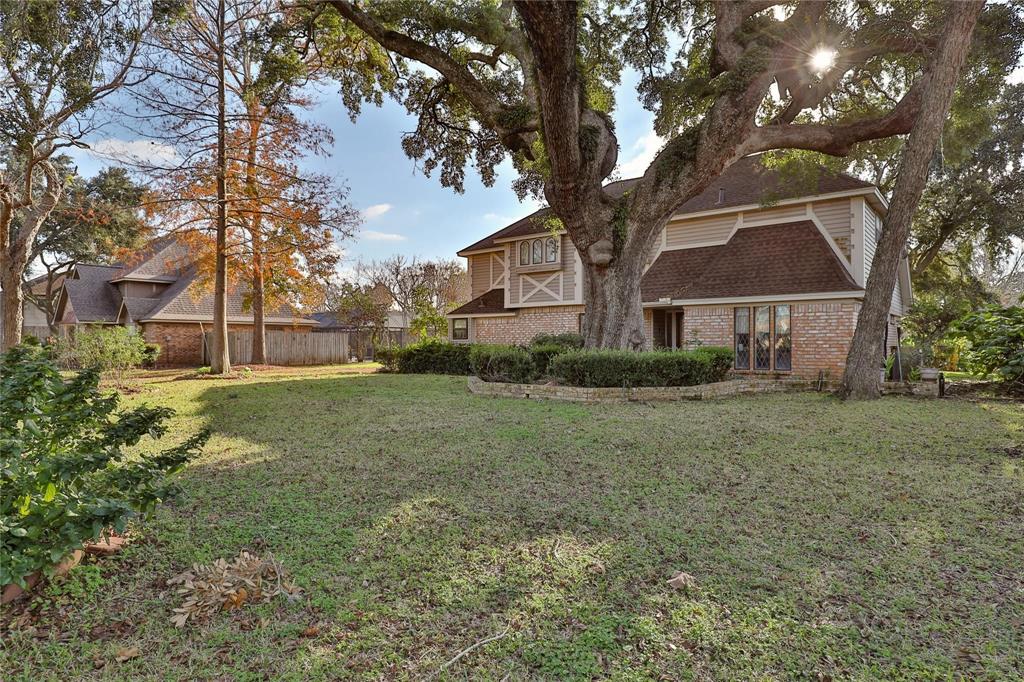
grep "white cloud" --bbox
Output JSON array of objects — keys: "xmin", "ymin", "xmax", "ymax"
[
  {"xmin": 361, "ymin": 230, "xmax": 407, "ymax": 242},
  {"xmin": 617, "ymin": 130, "xmax": 664, "ymax": 179},
  {"xmin": 483, "ymin": 212, "xmax": 514, "ymax": 223},
  {"xmin": 87, "ymin": 138, "xmax": 179, "ymax": 166},
  {"xmin": 362, "ymin": 203, "xmax": 392, "ymax": 220}
]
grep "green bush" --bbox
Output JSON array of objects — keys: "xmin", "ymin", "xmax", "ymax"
[
  {"xmin": 528, "ymin": 343, "xmax": 570, "ymax": 376},
  {"xmin": 374, "ymin": 346, "xmax": 400, "ymax": 373},
  {"xmin": 530, "ymin": 332, "xmax": 584, "ymax": 349},
  {"xmin": 141, "ymin": 342, "xmax": 162, "ymax": 368},
  {"xmin": 380, "ymin": 340, "xmax": 472, "ymax": 375},
  {"xmin": 1, "ymin": 342, "xmax": 208, "ymax": 589},
  {"xmin": 951, "ymin": 304, "xmax": 1024, "ymax": 384},
  {"xmin": 56, "ymin": 326, "xmax": 147, "ymax": 384},
  {"xmin": 470, "ymin": 345, "xmax": 537, "ymax": 383},
  {"xmin": 548, "ymin": 346, "xmax": 733, "ymax": 387}
]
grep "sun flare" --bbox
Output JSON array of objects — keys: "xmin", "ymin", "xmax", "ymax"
[{"xmin": 809, "ymin": 47, "xmax": 837, "ymax": 74}]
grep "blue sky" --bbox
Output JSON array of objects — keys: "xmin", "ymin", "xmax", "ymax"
[
  {"xmin": 70, "ymin": 69, "xmax": 661, "ymax": 273},
  {"xmin": 70, "ymin": 61, "xmax": 1024, "ymax": 275}
]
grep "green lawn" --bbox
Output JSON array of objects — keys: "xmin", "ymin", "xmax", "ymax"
[{"xmin": 3, "ymin": 367, "xmax": 1023, "ymax": 680}]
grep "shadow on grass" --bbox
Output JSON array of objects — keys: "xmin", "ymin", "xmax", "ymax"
[{"xmin": 158, "ymin": 373, "xmax": 1024, "ymax": 679}]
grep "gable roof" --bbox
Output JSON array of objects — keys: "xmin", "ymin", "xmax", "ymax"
[
  {"xmin": 641, "ymin": 221, "xmax": 861, "ymax": 303},
  {"xmin": 59, "ymin": 264, "xmax": 125, "ymax": 322},
  {"xmin": 57, "ymin": 237, "xmax": 316, "ymax": 326},
  {"xmin": 458, "ymin": 155, "xmax": 875, "ymax": 255}
]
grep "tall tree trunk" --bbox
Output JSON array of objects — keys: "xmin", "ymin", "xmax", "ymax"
[
  {"xmin": 251, "ymin": 240, "xmax": 266, "ymax": 364},
  {"xmin": 840, "ymin": 0, "xmax": 983, "ymax": 400},
  {"xmin": 244, "ymin": 103, "xmax": 267, "ymax": 365},
  {"xmin": 1, "ymin": 260, "xmax": 25, "ymax": 351},
  {"xmin": 210, "ymin": 0, "xmax": 231, "ymax": 375}
]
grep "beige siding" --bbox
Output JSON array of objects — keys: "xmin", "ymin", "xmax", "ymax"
[
  {"xmin": 508, "ymin": 235, "xmax": 577, "ymax": 306},
  {"xmin": 743, "ymin": 204, "xmax": 807, "ymax": 224},
  {"xmin": 890, "ymin": 271, "xmax": 904, "ymax": 315},
  {"xmin": 813, "ymin": 199, "xmax": 851, "ymax": 236},
  {"xmin": 469, "ymin": 254, "xmax": 492, "ymax": 298},
  {"xmin": 664, "ymin": 214, "xmax": 735, "ymax": 250},
  {"xmin": 863, "ymin": 205, "xmax": 880, "ymax": 280}
]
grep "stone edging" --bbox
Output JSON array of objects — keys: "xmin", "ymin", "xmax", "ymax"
[{"xmin": 467, "ymin": 376, "xmax": 938, "ymax": 403}]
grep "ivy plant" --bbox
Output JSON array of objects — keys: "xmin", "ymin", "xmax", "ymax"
[{"xmin": 1, "ymin": 342, "xmax": 208, "ymax": 589}]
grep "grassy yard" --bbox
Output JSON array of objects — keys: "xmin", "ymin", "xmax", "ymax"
[{"xmin": 3, "ymin": 367, "xmax": 1023, "ymax": 680}]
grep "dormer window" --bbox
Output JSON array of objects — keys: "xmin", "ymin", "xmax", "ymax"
[
  {"xmin": 717, "ymin": 188, "xmax": 725, "ymax": 204},
  {"xmin": 531, "ymin": 239, "xmax": 543, "ymax": 264},
  {"xmin": 545, "ymin": 237, "xmax": 558, "ymax": 263},
  {"xmin": 518, "ymin": 237, "xmax": 560, "ymax": 266}
]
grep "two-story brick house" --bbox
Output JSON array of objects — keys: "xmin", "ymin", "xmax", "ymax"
[{"xmin": 447, "ymin": 156, "xmax": 911, "ymax": 380}]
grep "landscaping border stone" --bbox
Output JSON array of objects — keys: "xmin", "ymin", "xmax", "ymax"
[{"xmin": 467, "ymin": 376, "xmax": 939, "ymax": 403}]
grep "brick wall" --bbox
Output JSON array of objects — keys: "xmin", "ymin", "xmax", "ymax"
[
  {"xmin": 680, "ymin": 306, "xmax": 733, "ymax": 349},
  {"xmin": 141, "ymin": 322, "xmax": 311, "ymax": 366},
  {"xmin": 669, "ymin": 301, "xmax": 860, "ymax": 380},
  {"xmin": 473, "ymin": 305, "xmax": 584, "ymax": 345}
]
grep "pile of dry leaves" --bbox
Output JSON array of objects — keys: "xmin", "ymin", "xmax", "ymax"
[{"xmin": 167, "ymin": 551, "xmax": 302, "ymax": 627}]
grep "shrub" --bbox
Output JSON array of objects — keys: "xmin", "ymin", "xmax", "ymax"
[
  {"xmin": 382, "ymin": 340, "xmax": 472, "ymax": 375},
  {"xmin": 470, "ymin": 345, "xmax": 537, "ymax": 383},
  {"xmin": 56, "ymin": 326, "xmax": 147, "ymax": 385},
  {"xmin": 374, "ymin": 346, "xmax": 400, "ymax": 373},
  {"xmin": 951, "ymin": 304, "xmax": 1024, "ymax": 384},
  {"xmin": 530, "ymin": 332, "xmax": 584, "ymax": 349},
  {"xmin": 528, "ymin": 342, "xmax": 572, "ymax": 376},
  {"xmin": 142, "ymin": 343, "xmax": 162, "ymax": 368},
  {"xmin": 548, "ymin": 347, "xmax": 733, "ymax": 387},
  {"xmin": 1, "ymin": 342, "xmax": 208, "ymax": 589}
]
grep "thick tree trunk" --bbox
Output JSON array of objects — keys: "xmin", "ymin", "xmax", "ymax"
[
  {"xmin": 840, "ymin": 0, "xmax": 983, "ymax": 400},
  {"xmin": 1, "ymin": 264, "xmax": 25, "ymax": 351},
  {"xmin": 209, "ymin": 0, "xmax": 231, "ymax": 375}
]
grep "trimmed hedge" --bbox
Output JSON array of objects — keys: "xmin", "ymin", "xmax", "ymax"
[
  {"xmin": 470, "ymin": 345, "xmax": 537, "ymax": 383},
  {"xmin": 530, "ymin": 332, "xmax": 584, "ymax": 349},
  {"xmin": 376, "ymin": 340, "xmax": 472, "ymax": 375},
  {"xmin": 529, "ymin": 342, "xmax": 570, "ymax": 376},
  {"xmin": 548, "ymin": 346, "xmax": 733, "ymax": 387}
]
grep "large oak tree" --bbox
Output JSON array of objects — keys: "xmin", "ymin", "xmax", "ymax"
[
  {"xmin": 317, "ymin": 0, "xmax": 994, "ymax": 350},
  {"xmin": 0, "ymin": 0, "xmax": 149, "ymax": 349}
]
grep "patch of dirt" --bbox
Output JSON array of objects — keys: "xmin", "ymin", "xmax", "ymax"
[{"xmin": 944, "ymin": 380, "xmax": 1024, "ymax": 402}]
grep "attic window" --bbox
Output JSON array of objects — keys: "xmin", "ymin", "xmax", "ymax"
[{"xmin": 717, "ymin": 188, "xmax": 725, "ymax": 204}]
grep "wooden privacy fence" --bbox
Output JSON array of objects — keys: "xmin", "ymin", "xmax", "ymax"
[{"xmin": 203, "ymin": 330, "xmax": 350, "ymax": 366}]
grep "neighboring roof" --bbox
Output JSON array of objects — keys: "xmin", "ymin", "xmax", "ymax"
[
  {"xmin": 641, "ymin": 221, "xmax": 861, "ymax": 303},
  {"xmin": 311, "ymin": 309, "xmax": 409, "ymax": 330},
  {"xmin": 60, "ymin": 264, "xmax": 125, "ymax": 322},
  {"xmin": 120, "ymin": 297, "xmax": 162, "ymax": 321},
  {"xmin": 458, "ymin": 155, "xmax": 875, "ymax": 254},
  {"xmin": 448, "ymin": 288, "xmax": 509, "ymax": 316},
  {"xmin": 113, "ymin": 237, "xmax": 189, "ymax": 282},
  {"xmin": 140, "ymin": 269, "xmax": 314, "ymax": 325}
]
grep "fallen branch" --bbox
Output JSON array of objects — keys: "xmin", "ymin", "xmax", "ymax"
[{"xmin": 428, "ymin": 623, "xmax": 511, "ymax": 679}]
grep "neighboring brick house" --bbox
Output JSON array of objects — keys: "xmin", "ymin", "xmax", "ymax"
[
  {"xmin": 53, "ymin": 238, "xmax": 316, "ymax": 366},
  {"xmin": 447, "ymin": 155, "xmax": 912, "ymax": 381}
]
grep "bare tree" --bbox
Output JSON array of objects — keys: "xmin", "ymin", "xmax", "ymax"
[
  {"xmin": 0, "ymin": 0, "xmax": 150, "ymax": 349},
  {"xmin": 357, "ymin": 255, "xmax": 467, "ymax": 317},
  {"xmin": 840, "ymin": 0, "xmax": 984, "ymax": 399}
]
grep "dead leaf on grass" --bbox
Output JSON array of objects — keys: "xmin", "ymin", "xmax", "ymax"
[
  {"xmin": 667, "ymin": 571, "xmax": 697, "ymax": 591},
  {"xmin": 115, "ymin": 646, "xmax": 140, "ymax": 662},
  {"xmin": 167, "ymin": 551, "xmax": 302, "ymax": 627}
]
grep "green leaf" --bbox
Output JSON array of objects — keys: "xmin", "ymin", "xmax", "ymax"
[
  {"xmin": 18, "ymin": 495, "xmax": 31, "ymax": 515},
  {"xmin": 10, "ymin": 527, "xmax": 28, "ymax": 537},
  {"xmin": 43, "ymin": 482, "xmax": 57, "ymax": 502}
]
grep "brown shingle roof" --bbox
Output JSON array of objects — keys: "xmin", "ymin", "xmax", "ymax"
[
  {"xmin": 641, "ymin": 222, "xmax": 860, "ymax": 302},
  {"xmin": 459, "ymin": 155, "xmax": 873, "ymax": 254},
  {"xmin": 448, "ymin": 288, "xmax": 509, "ymax": 316},
  {"xmin": 61, "ymin": 264, "xmax": 125, "ymax": 322}
]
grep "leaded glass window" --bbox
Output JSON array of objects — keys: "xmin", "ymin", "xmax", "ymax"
[
  {"xmin": 734, "ymin": 307, "xmax": 749, "ymax": 369},
  {"xmin": 774, "ymin": 305, "xmax": 791, "ymax": 371},
  {"xmin": 545, "ymin": 237, "xmax": 558, "ymax": 262},
  {"xmin": 754, "ymin": 306, "xmax": 771, "ymax": 370},
  {"xmin": 532, "ymin": 239, "xmax": 543, "ymax": 264},
  {"xmin": 519, "ymin": 241, "xmax": 530, "ymax": 265}
]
